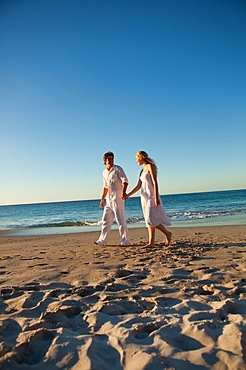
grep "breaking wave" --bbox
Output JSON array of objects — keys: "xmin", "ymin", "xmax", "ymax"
[
  {"xmin": 27, "ymin": 220, "xmax": 103, "ymax": 228},
  {"xmin": 170, "ymin": 209, "xmax": 245, "ymax": 221},
  {"xmin": 25, "ymin": 209, "xmax": 245, "ymax": 229}
]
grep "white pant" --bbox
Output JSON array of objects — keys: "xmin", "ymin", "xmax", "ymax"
[{"xmin": 97, "ymin": 200, "xmax": 130, "ymax": 245}]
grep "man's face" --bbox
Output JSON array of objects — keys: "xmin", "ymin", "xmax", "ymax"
[{"xmin": 105, "ymin": 156, "xmax": 114, "ymax": 168}]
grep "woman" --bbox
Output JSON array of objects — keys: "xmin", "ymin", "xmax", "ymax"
[{"xmin": 125, "ymin": 151, "xmax": 172, "ymax": 248}]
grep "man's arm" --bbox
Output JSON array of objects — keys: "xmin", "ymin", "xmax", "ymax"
[
  {"xmin": 121, "ymin": 182, "xmax": 128, "ymax": 199},
  {"xmin": 117, "ymin": 165, "xmax": 128, "ymax": 199},
  {"xmin": 100, "ymin": 187, "xmax": 108, "ymax": 208}
]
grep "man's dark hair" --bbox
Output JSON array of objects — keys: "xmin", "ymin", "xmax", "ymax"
[{"xmin": 103, "ymin": 151, "xmax": 114, "ymax": 164}]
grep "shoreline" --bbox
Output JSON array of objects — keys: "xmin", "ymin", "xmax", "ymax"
[
  {"xmin": 0, "ymin": 225, "xmax": 245, "ymax": 369},
  {"xmin": 1, "ymin": 213, "xmax": 246, "ymax": 237},
  {"xmin": 0, "ymin": 222, "xmax": 246, "ymax": 239}
]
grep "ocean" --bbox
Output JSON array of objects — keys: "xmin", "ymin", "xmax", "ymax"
[{"xmin": 0, "ymin": 189, "xmax": 245, "ymax": 237}]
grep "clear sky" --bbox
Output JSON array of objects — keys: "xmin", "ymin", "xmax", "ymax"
[{"xmin": 1, "ymin": 0, "xmax": 245, "ymax": 205}]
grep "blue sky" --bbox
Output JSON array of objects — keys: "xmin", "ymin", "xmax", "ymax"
[{"xmin": 1, "ymin": 0, "xmax": 245, "ymax": 205}]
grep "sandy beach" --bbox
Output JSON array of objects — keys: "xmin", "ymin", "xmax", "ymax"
[{"xmin": 0, "ymin": 225, "xmax": 245, "ymax": 369}]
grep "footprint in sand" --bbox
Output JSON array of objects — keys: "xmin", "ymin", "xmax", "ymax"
[
  {"xmin": 104, "ymin": 282, "xmax": 129, "ymax": 292},
  {"xmin": 0, "ymin": 318, "xmax": 22, "ymax": 350},
  {"xmin": 131, "ymin": 321, "xmax": 164, "ymax": 340},
  {"xmin": 86, "ymin": 334, "xmax": 121, "ymax": 370},
  {"xmin": 172, "ymin": 334, "xmax": 204, "ymax": 351},
  {"xmin": 97, "ymin": 297, "xmax": 155, "ymax": 316},
  {"xmin": 0, "ymin": 256, "xmax": 13, "ymax": 260},
  {"xmin": 218, "ymin": 299, "xmax": 246, "ymax": 315},
  {"xmin": 28, "ymin": 263, "xmax": 48, "ymax": 268},
  {"xmin": 1, "ymin": 287, "xmax": 23, "ymax": 299},
  {"xmin": 21, "ymin": 291, "xmax": 45, "ymax": 309},
  {"xmin": 72, "ymin": 286, "xmax": 97, "ymax": 298},
  {"xmin": 113, "ymin": 269, "xmax": 133, "ymax": 278},
  {"xmin": 10, "ymin": 329, "xmax": 55, "ymax": 365},
  {"xmin": 122, "ymin": 274, "xmax": 148, "ymax": 285},
  {"xmin": 154, "ymin": 297, "xmax": 182, "ymax": 309},
  {"xmin": 188, "ymin": 311, "xmax": 219, "ymax": 322},
  {"xmin": 40, "ymin": 305, "xmax": 83, "ymax": 327}
]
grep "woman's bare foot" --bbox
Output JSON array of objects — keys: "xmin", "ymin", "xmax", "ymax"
[
  {"xmin": 142, "ymin": 243, "xmax": 155, "ymax": 248},
  {"xmin": 165, "ymin": 231, "xmax": 172, "ymax": 246}
]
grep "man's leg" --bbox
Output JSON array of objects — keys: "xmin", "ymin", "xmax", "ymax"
[
  {"xmin": 114, "ymin": 200, "xmax": 130, "ymax": 246},
  {"xmin": 96, "ymin": 206, "xmax": 114, "ymax": 245}
]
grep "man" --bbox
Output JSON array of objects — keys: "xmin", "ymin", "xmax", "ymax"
[{"xmin": 95, "ymin": 151, "xmax": 130, "ymax": 246}]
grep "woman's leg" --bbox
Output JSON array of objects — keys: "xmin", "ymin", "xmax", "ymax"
[
  {"xmin": 156, "ymin": 224, "xmax": 172, "ymax": 245},
  {"xmin": 143, "ymin": 226, "xmax": 156, "ymax": 247}
]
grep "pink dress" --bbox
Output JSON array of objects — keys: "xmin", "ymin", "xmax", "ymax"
[{"xmin": 140, "ymin": 172, "xmax": 171, "ymax": 227}]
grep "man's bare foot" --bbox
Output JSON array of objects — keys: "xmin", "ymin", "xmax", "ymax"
[
  {"xmin": 165, "ymin": 231, "xmax": 172, "ymax": 246},
  {"xmin": 142, "ymin": 243, "xmax": 155, "ymax": 248}
]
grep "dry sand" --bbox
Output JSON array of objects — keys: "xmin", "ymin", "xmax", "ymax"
[{"xmin": 0, "ymin": 225, "xmax": 245, "ymax": 370}]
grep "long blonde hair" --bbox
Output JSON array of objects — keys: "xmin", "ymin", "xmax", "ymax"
[{"xmin": 137, "ymin": 151, "xmax": 157, "ymax": 170}]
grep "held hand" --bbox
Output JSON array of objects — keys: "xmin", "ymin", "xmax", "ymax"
[
  {"xmin": 122, "ymin": 193, "xmax": 129, "ymax": 200},
  {"xmin": 155, "ymin": 198, "xmax": 160, "ymax": 206},
  {"xmin": 100, "ymin": 200, "xmax": 105, "ymax": 208}
]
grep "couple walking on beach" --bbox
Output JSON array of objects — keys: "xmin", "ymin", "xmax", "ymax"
[{"xmin": 95, "ymin": 151, "xmax": 172, "ymax": 248}]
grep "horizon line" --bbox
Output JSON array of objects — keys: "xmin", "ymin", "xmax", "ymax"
[{"xmin": 1, "ymin": 188, "xmax": 245, "ymax": 207}]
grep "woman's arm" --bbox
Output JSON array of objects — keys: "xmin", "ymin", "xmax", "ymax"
[
  {"xmin": 149, "ymin": 164, "xmax": 160, "ymax": 206},
  {"xmin": 126, "ymin": 179, "xmax": 142, "ymax": 198},
  {"xmin": 124, "ymin": 171, "xmax": 142, "ymax": 199}
]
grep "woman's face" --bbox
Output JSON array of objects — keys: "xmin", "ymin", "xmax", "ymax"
[{"xmin": 136, "ymin": 154, "xmax": 143, "ymax": 166}]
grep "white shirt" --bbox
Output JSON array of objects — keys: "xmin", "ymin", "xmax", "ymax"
[{"xmin": 103, "ymin": 165, "xmax": 128, "ymax": 202}]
